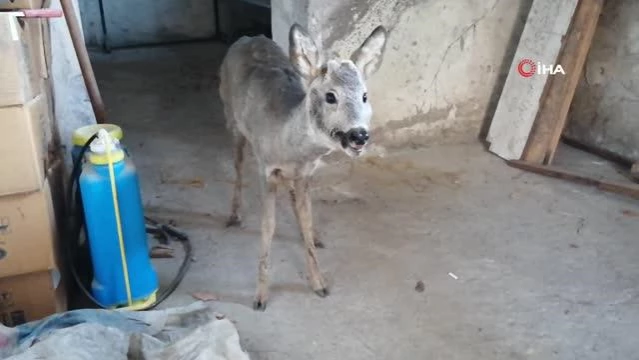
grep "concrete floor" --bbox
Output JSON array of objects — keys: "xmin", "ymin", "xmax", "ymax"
[{"xmin": 92, "ymin": 43, "xmax": 639, "ymax": 360}]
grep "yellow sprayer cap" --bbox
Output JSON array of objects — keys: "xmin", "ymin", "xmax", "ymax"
[
  {"xmin": 87, "ymin": 128, "xmax": 126, "ymax": 165},
  {"xmin": 72, "ymin": 124, "xmax": 123, "ymax": 147}
]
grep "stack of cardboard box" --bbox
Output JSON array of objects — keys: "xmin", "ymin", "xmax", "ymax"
[{"xmin": 0, "ymin": 0, "xmax": 67, "ymax": 326}]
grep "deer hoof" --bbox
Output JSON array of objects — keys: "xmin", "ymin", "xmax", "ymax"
[
  {"xmin": 253, "ymin": 299, "xmax": 267, "ymax": 311},
  {"xmin": 314, "ymin": 288, "xmax": 330, "ymax": 298},
  {"xmin": 226, "ymin": 214, "xmax": 242, "ymax": 228},
  {"xmin": 313, "ymin": 231, "xmax": 325, "ymax": 248}
]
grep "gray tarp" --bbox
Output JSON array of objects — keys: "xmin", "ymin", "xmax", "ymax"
[{"xmin": 0, "ymin": 302, "xmax": 250, "ymax": 360}]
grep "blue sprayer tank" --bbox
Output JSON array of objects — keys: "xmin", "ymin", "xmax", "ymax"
[{"xmin": 78, "ymin": 128, "xmax": 158, "ymax": 309}]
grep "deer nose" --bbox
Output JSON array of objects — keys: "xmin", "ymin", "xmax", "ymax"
[{"xmin": 346, "ymin": 128, "xmax": 369, "ymax": 146}]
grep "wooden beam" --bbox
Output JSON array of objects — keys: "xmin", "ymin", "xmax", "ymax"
[
  {"xmin": 486, "ymin": 0, "xmax": 578, "ymax": 160},
  {"xmin": 523, "ymin": 0, "xmax": 604, "ymax": 164},
  {"xmin": 507, "ymin": 160, "xmax": 639, "ymax": 200},
  {"xmin": 562, "ymin": 135, "xmax": 634, "ymax": 168},
  {"xmin": 631, "ymin": 162, "xmax": 639, "ymax": 182}
]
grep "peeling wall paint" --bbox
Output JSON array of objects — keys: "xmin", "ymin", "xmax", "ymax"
[
  {"xmin": 272, "ymin": 0, "xmax": 310, "ymax": 48},
  {"xmin": 565, "ymin": 0, "xmax": 639, "ymax": 161},
  {"xmin": 272, "ymin": 0, "xmax": 532, "ymax": 147}
]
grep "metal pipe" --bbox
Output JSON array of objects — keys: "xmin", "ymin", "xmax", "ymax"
[
  {"xmin": 97, "ymin": 0, "xmax": 109, "ymax": 52},
  {"xmin": 213, "ymin": 0, "xmax": 221, "ymax": 39},
  {"xmin": 59, "ymin": 0, "xmax": 107, "ymax": 124}
]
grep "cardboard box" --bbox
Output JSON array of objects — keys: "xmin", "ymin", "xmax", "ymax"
[
  {"xmin": 0, "ymin": 269, "xmax": 66, "ymax": 327},
  {"xmin": 0, "ymin": 13, "xmax": 45, "ymax": 107},
  {"xmin": 0, "ymin": 94, "xmax": 49, "ymax": 196},
  {"xmin": 0, "ymin": 179, "xmax": 58, "ymax": 278},
  {"xmin": 0, "ymin": 0, "xmax": 44, "ymax": 10},
  {"xmin": 44, "ymin": 159, "xmax": 67, "ymax": 273}
]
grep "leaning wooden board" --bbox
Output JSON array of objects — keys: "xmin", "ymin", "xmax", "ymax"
[
  {"xmin": 523, "ymin": 0, "xmax": 604, "ymax": 164},
  {"xmin": 486, "ymin": 0, "xmax": 579, "ymax": 160}
]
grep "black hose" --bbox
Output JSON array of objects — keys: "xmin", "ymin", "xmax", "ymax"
[
  {"xmin": 66, "ymin": 133, "xmax": 192, "ymax": 311},
  {"xmin": 97, "ymin": 0, "xmax": 110, "ymax": 52}
]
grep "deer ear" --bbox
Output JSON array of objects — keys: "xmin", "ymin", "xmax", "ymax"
[
  {"xmin": 351, "ymin": 26, "xmax": 388, "ymax": 79},
  {"xmin": 289, "ymin": 24, "xmax": 321, "ymax": 79}
]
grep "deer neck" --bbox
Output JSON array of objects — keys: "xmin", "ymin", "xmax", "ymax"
[{"xmin": 281, "ymin": 95, "xmax": 334, "ymax": 162}]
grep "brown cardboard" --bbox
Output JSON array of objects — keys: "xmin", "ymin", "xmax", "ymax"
[
  {"xmin": 0, "ymin": 14, "xmax": 45, "ymax": 106},
  {"xmin": 44, "ymin": 159, "xmax": 67, "ymax": 274},
  {"xmin": 0, "ymin": 94, "xmax": 49, "ymax": 196},
  {"xmin": 0, "ymin": 180, "xmax": 58, "ymax": 278},
  {"xmin": 0, "ymin": 269, "xmax": 66, "ymax": 327},
  {"xmin": 0, "ymin": 0, "xmax": 44, "ymax": 10}
]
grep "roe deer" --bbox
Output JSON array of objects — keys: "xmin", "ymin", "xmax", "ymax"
[{"xmin": 219, "ymin": 23, "xmax": 388, "ymax": 311}]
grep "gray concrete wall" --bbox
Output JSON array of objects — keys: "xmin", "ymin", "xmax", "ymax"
[
  {"xmin": 48, "ymin": 0, "xmax": 96, "ymax": 171},
  {"xmin": 565, "ymin": 0, "xmax": 639, "ymax": 162},
  {"xmin": 217, "ymin": 0, "xmax": 272, "ymax": 42},
  {"xmin": 78, "ymin": 0, "xmax": 216, "ymax": 49},
  {"xmin": 272, "ymin": 0, "xmax": 532, "ymax": 148},
  {"xmin": 77, "ymin": 0, "xmax": 101, "ymax": 48}
]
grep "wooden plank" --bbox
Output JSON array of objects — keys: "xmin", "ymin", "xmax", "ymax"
[
  {"xmin": 507, "ymin": 160, "xmax": 639, "ymax": 200},
  {"xmin": 562, "ymin": 135, "xmax": 634, "ymax": 168},
  {"xmin": 523, "ymin": 0, "xmax": 604, "ymax": 164},
  {"xmin": 562, "ymin": 136, "xmax": 639, "ymax": 184},
  {"xmin": 631, "ymin": 162, "xmax": 639, "ymax": 182},
  {"xmin": 486, "ymin": 0, "xmax": 579, "ymax": 160}
]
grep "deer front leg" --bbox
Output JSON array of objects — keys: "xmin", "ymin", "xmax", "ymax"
[
  {"xmin": 289, "ymin": 189, "xmax": 325, "ymax": 248},
  {"xmin": 292, "ymin": 178, "xmax": 329, "ymax": 297},
  {"xmin": 254, "ymin": 170, "xmax": 278, "ymax": 311},
  {"xmin": 226, "ymin": 134, "xmax": 246, "ymax": 227}
]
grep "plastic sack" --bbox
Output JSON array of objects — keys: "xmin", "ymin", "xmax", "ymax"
[{"xmin": 0, "ymin": 301, "xmax": 250, "ymax": 360}]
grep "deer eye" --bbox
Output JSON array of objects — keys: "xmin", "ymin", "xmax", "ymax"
[
  {"xmin": 325, "ymin": 92, "xmax": 337, "ymax": 104},
  {"xmin": 363, "ymin": 92, "xmax": 368, "ymax": 103}
]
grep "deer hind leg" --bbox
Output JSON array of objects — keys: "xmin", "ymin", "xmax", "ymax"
[
  {"xmin": 226, "ymin": 132, "xmax": 246, "ymax": 227},
  {"xmin": 289, "ymin": 188, "xmax": 324, "ymax": 248},
  {"xmin": 254, "ymin": 169, "xmax": 280, "ymax": 311},
  {"xmin": 291, "ymin": 177, "xmax": 328, "ymax": 297}
]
